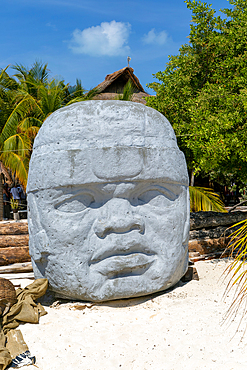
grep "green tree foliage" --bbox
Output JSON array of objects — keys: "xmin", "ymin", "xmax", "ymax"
[
  {"xmin": 0, "ymin": 62, "xmax": 96, "ymax": 188},
  {"xmin": 147, "ymin": 0, "xmax": 247, "ymax": 186}
]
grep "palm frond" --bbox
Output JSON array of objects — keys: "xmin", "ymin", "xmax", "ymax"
[
  {"xmin": 30, "ymin": 61, "xmax": 49, "ymax": 83},
  {"xmin": 0, "ymin": 107, "xmax": 20, "ymax": 145},
  {"xmin": 116, "ymin": 80, "xmax": 135, "ymax": 101},
  {"xmin": 0, "ymin": 151, "xmax": 28, "ymax": 189},
  {"xmin": 0, "ymin": 94, "xmax": 44, "ymax": 144},
  {"xmin": 65, "ymin": 88, "xmax": 99, "ymax": 106},
  {"xmin": 12, "ymin": 63, "xmax": 29, "ymax": 82},
  {"xmin": 83, "ymin": 87, "xmax": 99, "ymax": 101},
  {"xmin": 13, "ymin": 61, "xmax": 49, "ymax": 85},
  {"xmin": 67, "ymin": 79, "xmax": 85, "ymax": 99},
  {"xmin": 18, "ymin": 117, "xmax": 43, "ymax": 131},
  {"xmin": 0, "ymin": 71, "xmax": 19, "ymax": 91},
  {"xmin": 37, "ymin": 80, "xmax": 67, "ymax": 114},
  {"xmin": 189, "ymin": 186, "xmax": 226, "ymax": 212},
  {"xmin": 222, "ymin": 220, "xmax": 247, "ymax": 331},
  {"xmin": 0, "ymin": 62, "xmax": 69, "ymax": 188},
  {"xmin": 3, "ymin": 134, "xmax": 31, "ymax": 157},
  {"xmin": 25, "ymin": 126, "xmax": 40, "ymax": 139},
  {"xmin": 0, "ymin": 66, "xmax": 10, "ymax": 82}
]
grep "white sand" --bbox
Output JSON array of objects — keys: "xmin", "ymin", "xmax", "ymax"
[{"xmin": 5, "ymin": 259, "xmax": 247, "ymax": 370}]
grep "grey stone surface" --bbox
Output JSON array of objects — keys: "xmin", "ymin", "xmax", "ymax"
[
  {"xmin": 190, "ymin": 211, "xmax": 247, "ymax": 230},
  {"xmin": 27, "ymin": 101, "xmax": 190, "ymax": 302},
  {"xmin": 189, "ymin": 226, "xmax": 231, "ymax": 240}
]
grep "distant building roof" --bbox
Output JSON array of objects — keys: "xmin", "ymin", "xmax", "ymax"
[{"xmin": 93, "ymin": 66, "xmax": 151, "ymax": 105}]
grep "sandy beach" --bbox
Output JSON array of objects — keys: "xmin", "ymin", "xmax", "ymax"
[{"xmin": 3, "ymin": 259, "xmax": 247, "ymax": 370}]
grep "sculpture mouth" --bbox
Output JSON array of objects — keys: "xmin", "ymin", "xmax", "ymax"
[
  {"xmin": 89, "ymin": 252, "xmax": 156, "ymax": 278},
  {"xmin": 90, "ymin": 242, "xmax": 154, "ymax": 264}
]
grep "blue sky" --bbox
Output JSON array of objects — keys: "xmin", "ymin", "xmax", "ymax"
[{"xmin": 1, "ymin": 0, "xmax": 231, "ymax": 94}]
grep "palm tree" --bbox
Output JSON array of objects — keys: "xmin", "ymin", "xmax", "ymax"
[
  {"xmin": 0, "ymin": 62, "xmax": 97, "ymax": 190},
  {"xmin": 0, "ymin": 63, "xmax": 64, "ymax": 188}
]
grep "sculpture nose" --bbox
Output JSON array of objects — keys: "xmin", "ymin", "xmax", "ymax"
[{"xmin": 93, "ymin": 198, "xmax": 145, "ymax": 238}]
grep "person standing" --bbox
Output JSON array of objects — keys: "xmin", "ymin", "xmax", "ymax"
[{"xmin": 10, "ymin": 184, "xmax": 21, "ymax": 201}]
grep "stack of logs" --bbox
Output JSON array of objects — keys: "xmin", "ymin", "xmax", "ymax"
[
  {"xmin": 0, "ymin": 211, "xmax": 247, "ymax": 269},
  {"xmin": 189, "ymin": 211, "xmax": 247, "ymax": 262},
  {"xmin": 0, "ymin": 221, "xmax": 30, "ymax": 266}
]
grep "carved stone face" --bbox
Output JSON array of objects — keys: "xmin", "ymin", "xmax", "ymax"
[{"xmin": 27, "ymin": 101, "xmax": 190, "ymax": 302}]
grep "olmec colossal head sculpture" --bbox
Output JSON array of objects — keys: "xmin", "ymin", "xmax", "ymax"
[{"xmin": 27, "ymin": 101, "xmax": 190, "ymax": 302}]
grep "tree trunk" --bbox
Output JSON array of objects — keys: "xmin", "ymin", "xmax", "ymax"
[
  {"xmin": 190, "ymin": 169, "xmax": 195, "ymax": 187},
  {"xmin": 0, "ymin": 174, "xmax": 4, "ymax": 221}
]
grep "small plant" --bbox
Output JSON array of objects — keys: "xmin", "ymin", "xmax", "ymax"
[{"xmin": 10, "ymin": 199, "xmax": 19, "ymax": 209}]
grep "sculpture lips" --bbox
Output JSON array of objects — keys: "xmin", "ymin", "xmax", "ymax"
[
  {"xmin": 90, "ymin": 241, "xmax": 154, "ymax": 264},
  {"xmin": 89, "ymin": 253, "xmax": 155, "ymax": 278}
]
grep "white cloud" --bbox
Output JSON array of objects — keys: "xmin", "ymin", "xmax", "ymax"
[
  {"xmin": 69, "ymin": 21, "xmax": 131, "ymax": 57},
  {"xmin": 142, "ymin": 29, "xmax": 168, "ymax": 45}
]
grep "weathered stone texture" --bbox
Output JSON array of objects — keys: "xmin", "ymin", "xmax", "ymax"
[
  {"xmin": 27, "ymin": 101, "xmax": 190, "ymax": 302},
  {"xmin": 190, "ymin": 211, "xmax": 247, "ymax": 230}
]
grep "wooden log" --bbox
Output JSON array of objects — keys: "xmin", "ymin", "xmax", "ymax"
[
  {"xmin": 188, "ymin": 237, "xmax": 228, "ymax": 255},
  {"xmin": 0, "ymin": 221, "xmax": 28, "ymax": 235},
  {"xmin": 0, "ymin": 272, "xmax": 34, "ymax": 280},
  {"xmin": 190, "ymin": 211, "xmax": 247, "ymax": 230},
  {"xmin": 0, "ymin": 235, "xmax": 29, "ymax": 248},
  {"xmin": 0, "ymin": 262, "xmax": 33, "ymax": 274},
  {"xmin": 189, "ymin": 250, "xmax": 232, "ymax": 262},
  {"xmin": 0, "ymin": 247, "xmax": 31, "ymax": 266}
]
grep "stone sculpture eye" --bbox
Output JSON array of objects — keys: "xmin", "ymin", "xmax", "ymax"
[
  {"xmin": 137, "ymin": 187, "xmax": 178, "ymax": 207},
  {"xmin": 55, "ymin": 193, "xmax": 94, "ymax": 213}
]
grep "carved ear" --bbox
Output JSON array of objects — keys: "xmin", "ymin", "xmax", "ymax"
[{"xmin": 27, "ymin": 193, "xmax": 50, "ymax": 261}]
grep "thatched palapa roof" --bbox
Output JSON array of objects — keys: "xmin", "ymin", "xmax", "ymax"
[{"xmin": 93, "ymin": 67, "xmax": 151, "ymax": 105}]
